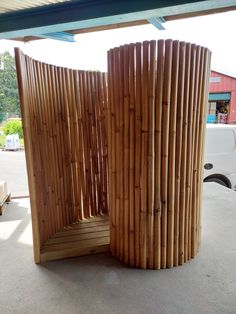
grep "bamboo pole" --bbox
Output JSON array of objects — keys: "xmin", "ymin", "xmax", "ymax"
[
  {"xmin": 129, "ymin": 43, "xmax": 135, "ymax": 267},
  {"xmin": 140, "ymin": 41, "xmax": 149, "ymax": 269},
  {"xmin": 161, "ymin": 39, "xmax": 172, "ymax": 269},
  {"xmin": 185, "ymin": 44, "xmax": 196, "ymax": 262},
  {"xmin": 134, "ymin": 42, "xmax": 142, "ymax": 268},
  {"xmin": 167, "ymin": 40, "xmax": 179, "ymax": 268},
  {"xmin": 108, "ymin": 50, "xmax": 117, "ymax": 256},
  {"xmin": 123, "ymin": 44, "xmax": 130, "ymax": 264},
  {"xmin": 118, "ymin": 46, "xmax": 125, "ymax": 261},
  {"xmin": 114, "ymin": 48, "xmax": 121, "ymax": 257},
  {"xmin": 173, "ymin": 41, "xmax": 186, "ymax": 266},
  {"xmin": 197, "ymin": 49, "xmax": 212, "ymax": 250},
  {"xmin": 147, "ymin": 40, "xmax": 156, "ymax": 269},
  {"xmin": 154, "ymin": 40, "xmax": 164, "ymax": 270},
  {"xmin": 73, "ymin": 70, "xmax": 87, "ymax": 218},
  {"xmin": 191, "ymin": 46, "xmax": 203, "ymax": 258}
]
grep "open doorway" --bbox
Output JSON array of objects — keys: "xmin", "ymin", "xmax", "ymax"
[{"xmin": 207, "ymin": 99, "xmax": 230, "ymax": 123}]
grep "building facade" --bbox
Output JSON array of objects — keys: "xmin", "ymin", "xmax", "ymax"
[{"xmin": 208, "ymin": 70, "xmax": 236, "ymax": 124}]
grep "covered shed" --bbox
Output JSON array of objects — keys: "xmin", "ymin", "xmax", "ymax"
[{"xmin": 0, "ymin": 1, "xmax": 236, "ymax": 313}]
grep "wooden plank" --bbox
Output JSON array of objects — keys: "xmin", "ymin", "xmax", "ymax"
[
  {"xmin": 15, "ymin": 49, "xmax": 41, "ymax": 263},
  {"xmin": 42, "ymin": 236, "xmax": 109, "ymax": 252},
  {"xmin": 40, "ymin": 244, "xmax": 109, "ymax": 263},
  {"xmin": 52, "ymin": 225, "xmax": 109, "ymax": 239},
  {"xmin": 44, "ymin": 231, "xmax": 110, "ymax": 247}
]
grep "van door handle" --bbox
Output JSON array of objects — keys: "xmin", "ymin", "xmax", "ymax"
[{"xmin": 204, "ymin": 163, "xmax": 213, "ymax": 170}]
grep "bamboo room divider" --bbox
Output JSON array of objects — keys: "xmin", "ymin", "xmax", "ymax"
[
  {"xmin": 107, "ymin": 40, "xmax": 211, "ymax": 269},
  {"xmin": 15, "ymin": 48, "xmax": 109, "ymax": 263},
  {"xmin": 15, "ymin": 40, "xmax": 211, "ymax": 268}
]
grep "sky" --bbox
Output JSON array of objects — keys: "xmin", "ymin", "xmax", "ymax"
[{"xmin": 0, "ymin": 10, "xmax": 236, "ymax": 75}]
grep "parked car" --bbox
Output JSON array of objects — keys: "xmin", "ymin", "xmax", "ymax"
[{"xmin": 204, "ymin": 124, "xmax": 236, "ymax": 190}]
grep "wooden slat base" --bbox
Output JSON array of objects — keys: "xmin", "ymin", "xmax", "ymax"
[{"xmin": 40, "ymin": 215, "xmax": 110, "ymax": 262}]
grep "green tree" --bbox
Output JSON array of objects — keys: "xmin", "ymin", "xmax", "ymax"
[{"xmin": 0, "ymin": 51, "xmax": 20, "ymax": 122}]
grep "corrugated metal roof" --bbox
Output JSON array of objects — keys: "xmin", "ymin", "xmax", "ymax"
[
  {"xmin": 211, "ymin": 69, "xmax": 236, "ymax": 79},
  {"xmin": 0, "ymin": 0, "xmax": 71, "ymax": 14}
]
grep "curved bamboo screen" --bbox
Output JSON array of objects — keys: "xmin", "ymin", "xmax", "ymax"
[
  {"xmin": 15, "ymin": 49, "xmax": 109, "ymax": 263},
  {"xmin": 107, "ymin": 40, "xmax": 211, "ymax": 269},
  {"xmin": 15, "ymin": 40, "xmax": 211, "ymax": 268}
]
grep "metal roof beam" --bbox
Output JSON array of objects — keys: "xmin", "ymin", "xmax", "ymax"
[
  {"xmin": 38, "ymin": 31, "xmax": 76, "ymax": 42},
  {"xmin": 147, "ymin": 16, "xmax": 166, "ymax": 30}
]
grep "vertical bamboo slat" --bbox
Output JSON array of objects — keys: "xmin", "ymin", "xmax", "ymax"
[
  {"xmin": 129, "ymin": 44, "xmax": 135, "ymax": 267},
  {"xmin": 134, "ymin": 43, "xmax": 142, "ymax": 268},
  {"xmin": 118, "ymin": 47, "xmax": 124, "ymax": 261},
  {"xmin": 147, "ymin": 40, "xmax": 156, "ymax": 269},
  {"xmin": 140, "ymin": 41, "xmax": 149, "ymax": 269},
  {"xmin": 161, "ymin": 39, "xmax": 172, "ymax": 269},
  {"xmin": 167, "ymin": 40, "xmax": 179, "ymax": 268},
  {"xmin": 174, "ymin": 41, "xmax": 186, "ymax": 266},
  {"xmin": 154, "ymin": 40, "xmax": 164, "ymax": 270},
  {"xmin": 123, "ymin": 45, "xmax": 130, "ymax": 264}
]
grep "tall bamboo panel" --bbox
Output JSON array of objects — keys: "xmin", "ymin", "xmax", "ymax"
[
  {"xmin": 15, "ymin": 49, "xmax": 109, "ymax": 263},
  {"xmin": 107, "ymin": 40, "xmax": 211, "ymax": 269}
]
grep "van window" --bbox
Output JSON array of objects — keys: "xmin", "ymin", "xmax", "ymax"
[{"xmin": 205, "ymin": 129, "xmax": 236, "ymax": 154}]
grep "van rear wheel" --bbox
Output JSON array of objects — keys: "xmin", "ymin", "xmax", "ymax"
[{"xmin": 204, "ymin": 177, "xmax": 228, "ymax": 187}]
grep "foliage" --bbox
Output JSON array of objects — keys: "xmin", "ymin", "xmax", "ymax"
[
  {"xmin": 3, "ymin": 119, "xmax": 23, "ymax": 138},
  {"xmin": 0, "ymin": 51, "xmax": 20, "ymax": 122}
]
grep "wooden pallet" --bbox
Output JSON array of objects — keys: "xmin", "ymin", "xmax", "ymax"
[
  {"xmin": 0, "ymin": 193, "xmax": 11, "ymax": 215},
  {"xmin": 40, "ymin": 215, "xmax": 110, "ymax": 262}
]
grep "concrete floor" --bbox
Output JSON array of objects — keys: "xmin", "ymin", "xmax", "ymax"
[
  {"xmin": 0, "ymin": 150, "xmax": 29, "ymax": 197},
  {"xmin": 0, "ymin": 183, "xmax": 236, "ymax": 314}
]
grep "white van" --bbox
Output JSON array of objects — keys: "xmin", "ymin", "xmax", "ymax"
[
  {"xmin": 5, "ymin": 133, "xmax": 20, "ymax": 151},
  {"xmin": 204, "ymin": 124, "xmax": 236, "ymax": 190}
]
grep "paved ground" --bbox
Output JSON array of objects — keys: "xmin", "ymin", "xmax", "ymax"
[
  {"xmin": 0, "ymin": 150, "xmax": 29, "ymax": 196},
  {"xmin": 0, "ymin": 183, "xmax": 235, "ymax": 314}
]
